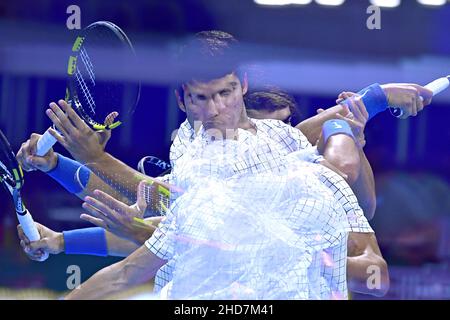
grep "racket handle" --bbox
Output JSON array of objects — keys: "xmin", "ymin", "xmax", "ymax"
[
  {"xmin": 36, "ymin": 128, "xmax": 57, "ymax": 157},
  {"xmin": 424, "ymin": 76, "xmax": 450, "ymax": 96},
  {"xmin": 17, "ymin": 210, "xmax": 49, "ymax": 261},
  {"xmin": 391, "ymin": 76, "xmax": 450, "ymax": 118}
]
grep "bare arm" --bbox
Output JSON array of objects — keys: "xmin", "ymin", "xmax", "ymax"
[
  {"xmin": 296, "ymin": 105, "xmax": 346, "ymax": 145},
  {"xmin": 44, "ymin": 100, "xmax": 156, "ymax": 202},
  {"xmin": 105, "ymin": 231, "xmax": 140, "ymax": 257},
  {"xmin": 347, "ymin": 232, "xmax": 389, "ymax": 297},
  {"xmin": 351, "ymin": 151, "xmax": 376, "ymax": 220},
  {"xmin": 321, "ymin": 134, "xmax": 361, "ymax": 185},
  {"xmin": 16, "ymin": 132, "xmax": 134, "ymax": 204},
  {"xmin": 65, "ymin": 245, "xmax": 166, "ymax": 299},
  {"xmin": 308, "ymin": 95, "xmax": 376, "ymax": 219}
]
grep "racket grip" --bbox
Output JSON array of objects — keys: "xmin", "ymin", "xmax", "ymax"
[
  {"xmin": 424, "ymin": 76, "xmax": 450, "ymax": 96},
  {"xmin": 17, "ymin": 210, "xmax": 49, "ymax": 261},
  {"xmin": 36, "ymin": 128, "xmax": 57, "ymax": 157}
]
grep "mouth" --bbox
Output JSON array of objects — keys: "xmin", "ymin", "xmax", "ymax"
[{"xmin": 203, "ymin": 118, "xmax": 221, "ymax": 128}]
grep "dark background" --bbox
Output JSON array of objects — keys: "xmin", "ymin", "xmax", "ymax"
[{"xmin": 1, "ymin": 0, "xmax": 450, "ymax": 299}]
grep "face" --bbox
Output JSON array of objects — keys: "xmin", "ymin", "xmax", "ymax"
[
  {"xmin": 179, "ymin": 73, "xmax": 248, "ymax": 136},
  {"xmin": 246, "ymin": 107, "xmax": 292, "ymax": 125}
]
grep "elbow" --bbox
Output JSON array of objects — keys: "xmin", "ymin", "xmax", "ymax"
[
  {"xmin": 327, "ymin": 155, "xmax": 361, "ymax": 185},
  {"xmin": 361, "ymin": 196, "xmax": 377, "ymax": 221},
  {"xmin": 348, "ymin": 254, "xmax": 390, "ymax": 298},
  {"xmin": 368, "ymin": 256, "xmax": 390, "ymax": 298},
  {"xmin": 375, "ymin": 258, "xmax": 390, "ymax": 297},
  {"xmin": 339, "ymin": 160, "xmax": 360, "ymax": 186}
]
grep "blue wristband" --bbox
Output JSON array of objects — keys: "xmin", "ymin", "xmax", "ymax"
[
  {"xmin": 322, "ymin": 119, "xmax": 355, "ymax": 144},
  {"xmin": 47, "ymin": 154, "xmax": 91, "ymax": 194},
  {"xmin": 63, "ymin": 227, "xmax": 108, "ymax": 256},
  {"xmin": 348, "ymin": 83, "xmax": 389, "ymax": 121}
]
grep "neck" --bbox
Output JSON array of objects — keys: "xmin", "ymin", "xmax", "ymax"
[{"xmin": 238, "ymin": 107, "xmax": 257, "ymax": 134}]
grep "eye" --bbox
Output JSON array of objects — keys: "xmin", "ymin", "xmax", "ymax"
[
  {"xmin": 219, "ymin": 90, "xmax": 231, "ymax": 97},
  {"xmin": 195, "ymin": 94, "xmax": 207, "ymax": 101}
]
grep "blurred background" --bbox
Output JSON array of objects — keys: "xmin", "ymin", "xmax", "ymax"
[{"xmin": 1, "ymin": 0, "xmax": 450, "ymax": 299}]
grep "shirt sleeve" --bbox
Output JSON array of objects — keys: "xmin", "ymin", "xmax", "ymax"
[
  {"xmin": 145, "ymin": 213, "xmax": 174, "ymax": 260},
  {"xmin": 318, "ymin": 166, "xmax": 374, "ymax": 233}
]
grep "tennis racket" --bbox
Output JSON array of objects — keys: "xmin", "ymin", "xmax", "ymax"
[
  {"xmin": 136, "ymin": 156, "xmax": 172, "ymax": 217},
  {"xmin": 36, "ymin": 21, "xmax": 140, "ymax": 156},
  {"xmin": 137, "ymin": 156, "xmax": 172, "ymax": 177},
  {"xmin": 390, "ymin": 76, "xmax": 450, "ymax": 118},
  {"xmin": 0, "ymin": 129, "xmax": 49, "ymax": 261}
]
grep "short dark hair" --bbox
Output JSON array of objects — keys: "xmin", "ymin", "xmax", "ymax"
[
  {"xmin": 245, "ymin": 88, "xmax": 298, "ymax": 116},
  {"xmin": 176, "ymin": 30, "xmax": 243, "ymax": 104},
  {"xmin": 176, "ymin": 30, "xmax": 241, "ymax": 81}
]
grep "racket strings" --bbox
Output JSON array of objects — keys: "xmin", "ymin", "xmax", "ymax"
[
  {"xmin": 75, "ymin": 69, "xmax": 96, "ymax": 115},
  {"xmin": 140, "ymin": 182, "xmax": 171, "ymax": 215},
  {"xmin": 79, "ymin": 47, "xmax": 95, "ymax": 85},
  {"xmin": 0, "ymin": 161, "xmax": 14, "ymax": 188}
]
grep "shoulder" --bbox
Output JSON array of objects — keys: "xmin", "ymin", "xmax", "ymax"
[{"xmin": 253, "ymin": 118, "xmax": 312, "ymax": 150}]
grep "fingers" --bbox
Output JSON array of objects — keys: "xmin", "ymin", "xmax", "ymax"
[
  {"xmin": 20, "ymin": 240, "xmax": 44, "ymax": 261},
  {"xmin": 336, "ymin": 92, "xmax": 356, "ymax": 104},
  {"xmin": 92, "ymin": 189, "xmax": 129, "ymax": 214},
  {"xmin": 17, "ymin": 224, "xmax": 30, "ymax": 244},
  {"xmin": 137, "ymin": 180, "xmax": 151, "ymax": 213},
  {"xmin": 28, "ymin": 238, "xmax": 48, "ymax": 252},
  {"xmin": 413, "ymin": 85, "xmax": 433, "ymax": 106},
  {"xmin": 16, "ymin": 133, "xmax": 42, "ymax": 172},
  {"xmin": 48, "ymin": 127, "xmax": 66, "ymax": 147},
  {"xmin": 347, "ymin": 97, "xmax": 362, "ymax": 119},
  {"xmin": 80, "ymin": 214, "xmax": 108, "ymax": 229},
  {"xmin": 104, "ymin": 112, "xmax": 119, "ymax": 127},
  {"xmin": 416, "ymin": 95, "xmax": 424, "ymax": 115},
  {"xmin": 82, "ymin": 201, "xmax": 110, "ymax": 219},
  {"xmin": 410, "ymin": 94, "xmax": 418, "ymax": 117},
  {"xmin": 46, "ymin": 107, "xmax": 70, "ymax": 137},
  {"xmin": 58, "ymin": 100, "xmax": 90, "ymax": 132},
  {"xmin": 335, "ymin": 113, "xmax": 353, "ymax": 126},
  {"xmin": 28, "ymin": 133, "xmax": 40, "ymax": 156}
]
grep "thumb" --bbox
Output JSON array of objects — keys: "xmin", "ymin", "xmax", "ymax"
[
  {"xmin": 316, "ymin": 108, "xmax": 325, "ymax": 114},
  {"xmin": 419, "ymin": 87, "xmax": 433, "ymax": 106}
]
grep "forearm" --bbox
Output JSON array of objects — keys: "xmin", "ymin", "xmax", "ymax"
[
  {"xmin": 105, "ymin": 231, "xmax": 141, "ymax": 256},
  {"xmin": 65, "ymin": 245, "xmax": 165, "ymax": 300},
  {"xmin": 323, "ymin": 134, "xmax": 361, "ymax": 185},
  {"xmin": 347, "ymin": 232, "xmax": 389, "ymax": 297},
  {"xmin": 85, "ymin": 152, "xmax": 150, "ymax": 203},
  {"xmin": 47, "ymin": 154, "xmax": 129, "ymax": 204},
  {"xmin": 296, "ymin": 105, "xmax": 346, "ymax": 144},
  {"xmin": 80, "ymin": 172, "xmax": 134, "ymax": 206},
  {"xmin": 351, "ymin": 151, "xmax": 376, "ymax": 220},
  {"xmin": 65, "ymin": 260, "xmax": 127, "ymax": 299}
]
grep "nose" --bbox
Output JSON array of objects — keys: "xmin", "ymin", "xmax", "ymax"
[{"xmin": 205, "ymin": 97, "xmax": 220, "ymax": 118}]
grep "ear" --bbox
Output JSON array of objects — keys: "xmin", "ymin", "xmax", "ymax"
[
  {"xmin": 174, "ymin": 89, "xmax": 186, "ymax": 113},
  {"xmin": 241, "ymin": 72, "xmax": 248, "ymax": 95}
]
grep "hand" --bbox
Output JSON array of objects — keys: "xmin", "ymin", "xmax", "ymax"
[
  {"xmin": 16, "ymin": 133, "xmax": 58, "ymax": 172},
  {"xmin": 381, "ymin": 83, "xmax": 433, "ymax": 119},
  {"xmin": 336, "ymin": 91, "xmax": 357, "ymax": 105},
  {"xmin": 17, "ymin": 222, "xmax": 63, "ymax": 261},
  {"xmin": 335, "ymin": 95, "xmax": 368, "ymax": 149},
  {"xmin": 45, "ymin": 100, "xmax": 118, "ymax": 164},
  {"xmin": 80, "ymin": 181, "xmax": 158, "ymax": 245}
]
